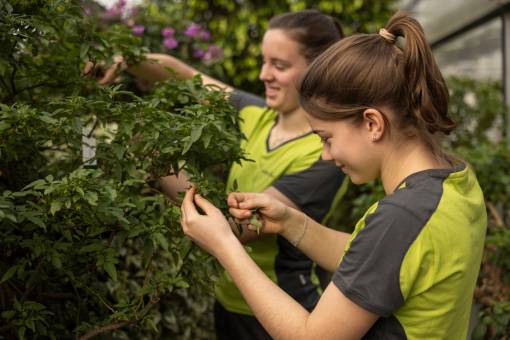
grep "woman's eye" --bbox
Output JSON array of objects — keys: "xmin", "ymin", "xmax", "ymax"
[
  {"xmin": 320, "ymin": 136, "xmax": 330, "ymax": 144},
  {"xmin": 274, "ymin": 63, "xmax": 287, "ymax": 71}
]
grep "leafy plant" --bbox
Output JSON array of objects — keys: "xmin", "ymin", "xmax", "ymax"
[{"xmin": 0, "ymin": 1, "xmax": 244, "ymax": 339}]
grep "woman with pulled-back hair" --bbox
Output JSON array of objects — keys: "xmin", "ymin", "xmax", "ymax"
[
  {"xmin": 95, "ymin": 9, "xmax": 347, "ymax": 340},
  {"xmin": 180, "ymin": 11, "xmax": 487, "ymax": 339}
]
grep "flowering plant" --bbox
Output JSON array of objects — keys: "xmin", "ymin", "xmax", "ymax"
[{"xmin": 99, "ymin": 0, "xmax": 223, "ymax": 66}]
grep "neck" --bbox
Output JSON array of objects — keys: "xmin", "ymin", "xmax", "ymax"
[
  {"xmin": 380, "ymin": 138, "xmax": 450, "ymax": 194},
  {"xmin": 276, "ymin": 106, "xmax": 311, "ymax": 133}
]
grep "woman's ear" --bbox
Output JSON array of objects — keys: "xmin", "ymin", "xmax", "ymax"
[{"xmin": 362, "ymin": 108, "xmax": 386, "ymax": 142}]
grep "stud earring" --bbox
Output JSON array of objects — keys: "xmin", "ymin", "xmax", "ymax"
[{"xmin": 372, "ymin": 135, "xmax": 377, "ymax": 142}]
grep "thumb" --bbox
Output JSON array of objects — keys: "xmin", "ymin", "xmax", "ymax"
[
  {"xmin": 237, "ymin": 193, "xmax": 271, "ymax": 211},
  {"xmin": 193, "ymin": 194, "xmax": 220, "ymax": 216},
  {"xmin": 227, "ymin": 192, "xmax": 260, "ymax": 209}
]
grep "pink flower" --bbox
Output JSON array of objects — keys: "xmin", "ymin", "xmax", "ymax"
[
  {"xmin": 192, "ymin": 48, "xmax": 205, "ymax": 59},
  {"xmin": 184, "ymin": 23, "xmax": 202, "ymax": 38},
  {"xmin": 104, "ymin": 7, "xmax": 121, "ymax": 18},
  {"xmin": 128, "ymin": 6, "xmax": 139, "ymax": 18},
  {"xmin": 104, "ymin": 0, "xmax": 126, "ymax": 18},
  {"xmin": 163, "ymin": 37, "xmax": 178, "ymax": 49},
  {"xmin": 161, "ymin": 27, "xmax": 176, "ymax": 37},
  {"xmin": 199, "ymin": 30, "xmax": 211, "ymax": 41},
  {"xmin": 132, "ymin": 25, "xmax": 145, "ymax": 35},
  {"xmin": 203, "ymin": 44, "xmax": 223, "ymax": 61}
]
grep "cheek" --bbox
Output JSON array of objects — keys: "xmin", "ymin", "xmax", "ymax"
[{"xmin": 278, "ymin": 71, "xmax": 301, "ymax": 88}]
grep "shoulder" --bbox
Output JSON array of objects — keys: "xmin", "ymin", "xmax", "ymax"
[
  {"xmin": 229, "ymin": 89, "xmax": 266, "ymax": 111},
  {"xmin": 239, "ymin": 106, "xmax": 275, "ymax": 137},
  {"xmin": 332, "ymin": 201, "xmax": 422, "ymax": 316}
]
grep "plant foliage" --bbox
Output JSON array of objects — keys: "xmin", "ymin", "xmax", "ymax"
[{"xmin": 0, "ymin": 1, "xmax": 244, "ymax": 338}]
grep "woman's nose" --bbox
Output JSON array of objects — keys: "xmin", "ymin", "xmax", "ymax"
[
  {"xmin": 321, "ymin": 145, "xmax": 333, "ymax": 161},
  {"xmin": 259, "ymin": 64, "xmax": 273, "ymax": 82}
]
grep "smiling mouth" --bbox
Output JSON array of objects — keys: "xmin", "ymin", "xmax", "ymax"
[{"xmin": 265, "ymin": 88, "xmax": 279, "ymax": 98}]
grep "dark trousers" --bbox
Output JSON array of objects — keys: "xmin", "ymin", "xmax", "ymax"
[{"xmin": 214, "ymin": 301, "xmax": 272, "ymax": 340}]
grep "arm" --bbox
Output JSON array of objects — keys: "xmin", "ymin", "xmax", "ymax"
[
  {"xmin": 219, "ymin": 239, "xmax": 377, "ymax": 340},
  {"xmin": 181, "ymin": 188, "xmax": 377, "ymax": 339},
  {"xmin": 98, "ymin": 53, "xmax": 233, "ymax": 91},
  {"xmin": 279, "ymin": 206, "xmax": 349, "ymax": 273}
]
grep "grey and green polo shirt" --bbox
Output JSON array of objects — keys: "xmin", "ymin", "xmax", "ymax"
[
  {"xmin": 216, "ymin": 92, "xmax": 344, "ymax": 315},
  {"xmin": 333, "ymin": 163, "xmax": 487, "ymax": 339}
]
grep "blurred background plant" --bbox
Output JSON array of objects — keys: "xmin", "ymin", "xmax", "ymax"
[{"xmin": 83, "ymin": 0, "xmax": 396, "ymax": 95}]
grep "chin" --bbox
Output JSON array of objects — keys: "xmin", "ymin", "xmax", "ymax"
[
  {"xmin": 266, "ymin": 100, "xmax": 282, "ymax": 111},
  {"xmin": 349, "ymin": 175, "xmax": 370, "ymax": 185}
]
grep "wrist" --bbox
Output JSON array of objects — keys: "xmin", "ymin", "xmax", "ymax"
[
  {"xmin": 280, "ymin": 208, "xmax": 304, "ymax": 242},
  {"xmin": 214, "ymin": 232, "xmax": 243, "ymax": 262}
]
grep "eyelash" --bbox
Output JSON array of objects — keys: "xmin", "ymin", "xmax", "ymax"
[
  {"xmin": 261, "ymin": 60, "xmax": 288, "ymax": 71},
  {"xmin": 320, "ymin": 136, "xmax": 330, "ymax": 144}
]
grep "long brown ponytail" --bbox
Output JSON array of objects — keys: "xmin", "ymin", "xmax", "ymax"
[{"xmin": 299, "ymin": 11, "xmax": 456, "ymax": 146}]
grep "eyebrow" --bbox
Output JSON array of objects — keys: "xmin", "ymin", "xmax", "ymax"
[{"xmin": 268, "ymin": 57, "xmax": 290, "ymax": 65}]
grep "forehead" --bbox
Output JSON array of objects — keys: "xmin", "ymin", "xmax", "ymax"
[
  {"xmin": 261, "ymin": 29, "xmax": 304, "ymax": 62},
  {"xmin": 306, "ymin": 113, "xmax": 342, "ymax": 133},
  {"xmin": 306, "ymin": 113, "xmax": 327, "ymax": 130}
]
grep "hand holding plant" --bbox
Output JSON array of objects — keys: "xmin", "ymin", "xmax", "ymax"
[{"xmin": 227, "ymin": 192, "xmax": 291, "ymax": 236}]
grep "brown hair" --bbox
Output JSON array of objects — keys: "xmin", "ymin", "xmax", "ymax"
[
  {"xmin": 268, "ymin": 9, "xmax": 344, "ymax": 63},
  {"xmin": 299, "ymin": 11, "xmax": 456, "ymax": 150}
]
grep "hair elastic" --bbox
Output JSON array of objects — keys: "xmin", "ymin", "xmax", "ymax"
[
  {"xmin": 378, "ymin": 28, "xmax": 406, "ymax": 50},
  {"xmin": 291, "ymin": 215, "xmax": 308, "ymax": 247}
]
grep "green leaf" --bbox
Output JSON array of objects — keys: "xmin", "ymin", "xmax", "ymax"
[
  {"xmin": 104, "ymin": 262, "xmax": 117, "ymax": 281},
  {"xmin": 50, "ymin": 201, "xmax": 62, "ymax": 215},
  {"xmin": 182, "ymin": 138, "xmax": 193, "ymax": 155},
  {"xmin": 0, "ymin": 121, "xmax": 10, "ymax": 132},
  {"xmin": 80, "ymin": 45, "xmax": 90, "ymax": 60},
  {"xmin": 190, "ymin": 125, "xmax": 203, "ymax": 143},
  {"xmin": 202, "ymin": 132, "xmax": 212, "ymax": 148},
  {"xmin": 80, "ymin": 243, "xmax": 104, "ymax": 253},
  {"xmin": 143, "ymin": 238, "xmax": 154, "ymax": 268},
  {"xmin": 22, "ymin": 179, "xmax": 46, "ymax": 191},
  {"xmin": 1, "ymin": 310, "xmax": 16, "ymax": 319},
  {"xmin": 1, "ymin": 265, "xmax": 18, "ymax": 283},
  {"xmin": 145, "ymin": 318, "xmax": 159, "ymax": 332},
  {"xmin": 26, "ymin": 215, "xmax": 46, "ymax": 230},
  {"xmin": 52, "ymin": 254, "xmax": 62, "ymax": 269},
  {"xmin": 39, "ymin": 115, "xmax": 58, "ymax": 125},
  {"xmin": 84, "ymin": 192, "xmax": 98, "ymax": 206},
  {"xmin": 18, "ymin": 326, "xmax": 26, "ymax": 340},
  {"xmin": 152, "ymin": 232, "xmax": 168, "ymax": 251}
]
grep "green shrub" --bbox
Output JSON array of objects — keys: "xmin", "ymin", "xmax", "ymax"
[{"xmin": 0, "ymin": 1, "xmax": 244, "ymax": 339}]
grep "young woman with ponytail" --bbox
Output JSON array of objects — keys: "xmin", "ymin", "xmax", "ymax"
[{"xmin": 180, "ymin": 11, "xmax": 487, "ymax": 339}]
